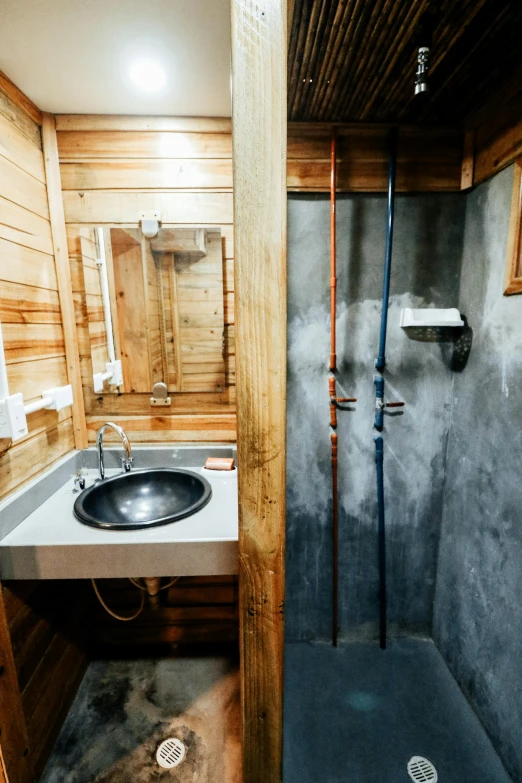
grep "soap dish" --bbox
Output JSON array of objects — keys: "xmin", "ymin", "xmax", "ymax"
[
  {"xmin": 400, "ymin": 308, "xmax": 465, "ymax": 343},
  {"xmin": 399, "ymin": 308, "xmax": 464, "ymax": 328}
]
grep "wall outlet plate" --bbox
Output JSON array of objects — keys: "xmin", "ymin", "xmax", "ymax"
[{"xmin": 0, "ymin": 393, "xmax": 28, "ymax": 440}]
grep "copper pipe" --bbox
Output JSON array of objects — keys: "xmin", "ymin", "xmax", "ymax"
[
  {"xmin": 329, "ymin": 128, "xmax": 337, "ymax": 372},
  {"xmin": 329, "ymin": 376, "xmax": 337, "ymax": 428},
  {"xmin": 331, "ymin": 430, "xmax": 339, "ymax": 647},
  {"xmin": 329, "ymin": 126, "xmax": 339, "ymax": 647}
]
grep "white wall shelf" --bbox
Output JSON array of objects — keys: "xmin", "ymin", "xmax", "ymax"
[{"xmin": 399, "ymin": 308, "xmax": 464, "ymax": 329}]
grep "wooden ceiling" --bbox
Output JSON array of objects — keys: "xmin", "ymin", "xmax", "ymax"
[{"xmin": 288, "ymin": 0, "xmax": 522, "ymax": 127}]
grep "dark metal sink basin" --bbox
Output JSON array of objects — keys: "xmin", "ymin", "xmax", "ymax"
[{"xmin": 73, "ymin": 468, "xmax": 212, "ymax": 530}]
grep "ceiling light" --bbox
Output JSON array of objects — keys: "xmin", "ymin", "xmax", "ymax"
[{"xmin": 130, "ymin": 60, "xmax": 167, "ymax": 92}]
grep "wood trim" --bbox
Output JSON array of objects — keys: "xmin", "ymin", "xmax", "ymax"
[
  {"xmin": 0, "ymin": 71, "xmax": 42, "ymax": 126},
  {"xmin": 287, "ymin": 124, "xmax": 463, "ymax": 192},
  {"xmin": 474, "ymin": 89, "xmax": 522, "ymax": 186},
  {"xmin": 461, "ymin": 130, "xmax": 475, "ymax": 190},
  {"xmin": 231, "ymin": 1, "xmax": 287, "ymax": 781},
  {"xmin": 287, "ymin": 0, "xmax": 295, "ymax": 48},
  {"xmin": 55, "ymin": 115, "xmax": 232, "ymax": 133},
  {"xmin": 0, "ymin": 745, "xmax": 8, "ymax": 783},
  {"xmin": 41, "ymin": 113, "xmax": 88, "ymax": 449},
  {"xmin": 0, "ymin": 588, "xmax": 33, "ymax": 783},
  {"xmin": 504, "ymin": 161, "xmax": 522, "ymax": 296}
]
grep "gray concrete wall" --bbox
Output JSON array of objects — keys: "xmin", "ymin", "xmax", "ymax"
[
  {"xmin": 286, "ymin": 191, "xmax": 466, "ymax": 642},
  {"xmin": 433, "ymin": 165, "xmax": 522, "ymax": 783}
]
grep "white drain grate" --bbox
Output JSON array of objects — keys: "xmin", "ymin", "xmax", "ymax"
[
  {"xmin": 156, "ymin": 737, "xmax": 186, "ymax": 769},
  {"xmin": 407, "ymin": 756, "xmax": 438, "ymax": 783}
]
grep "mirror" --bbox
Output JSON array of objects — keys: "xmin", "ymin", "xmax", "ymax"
[{"xmin": 80, "ymin": 226, "xmax": 225, "ymax": 395}]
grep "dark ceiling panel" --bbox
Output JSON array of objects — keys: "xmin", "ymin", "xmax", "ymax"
[{"xmin": 288, "ymin": 0, "xmax": 522, "ymax": 127}]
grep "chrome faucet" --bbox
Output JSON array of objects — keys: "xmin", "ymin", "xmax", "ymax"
[{"xmin": 96, "ymin": 422, "xmax": 133, "ymax": 481}]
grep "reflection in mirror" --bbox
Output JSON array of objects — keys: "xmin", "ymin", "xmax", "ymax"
[{"xmin": 80, "ymin": 226, "xmax": 225, "ymax": 395}]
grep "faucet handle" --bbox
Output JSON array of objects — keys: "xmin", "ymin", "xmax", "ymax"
[
  {"xmin": 73, "ymin": 471, "xmax": 86, "ymax": 491},
  {"xmin": 121, "ymin": 456, "xmax": 133, "ymax": 472}
]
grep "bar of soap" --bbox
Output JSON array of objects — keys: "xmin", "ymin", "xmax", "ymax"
[{"xmin": 205, "ymin": 457, "xmax": 235, "ymax": 471}]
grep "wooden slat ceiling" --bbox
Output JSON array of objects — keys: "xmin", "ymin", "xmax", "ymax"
[{"xmin": 288, "ymin": 0, "xmax": 522, "ymax": 127}]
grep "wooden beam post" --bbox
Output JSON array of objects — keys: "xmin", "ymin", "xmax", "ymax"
[
  {"xmin": 41, "ymin": 113, "xmax": 88, "ymax": 450},
  {"xmin": 231, "ymin": 1, "xmax": 287, "ymax": 781}
]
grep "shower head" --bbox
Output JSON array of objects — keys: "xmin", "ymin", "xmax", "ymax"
[
  {"xmin": 414, "ymin": 13, "xmax": 434, "ymax": 97},
  {"xmin": 415, "ymin": 47, "xmax": 430, "ymax": 96}
]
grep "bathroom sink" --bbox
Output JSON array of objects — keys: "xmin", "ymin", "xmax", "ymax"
[{"xmin": 73, "ymin": 468, "xmax": 212, "ymax": 530}]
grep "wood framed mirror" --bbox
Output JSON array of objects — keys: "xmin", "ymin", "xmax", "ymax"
[{"xmin": 79, "ymin": 226, "xmax": 226, "ymax": 396}]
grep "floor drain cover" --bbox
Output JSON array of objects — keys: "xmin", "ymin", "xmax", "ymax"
[
  {"xmin": 156, "ymin": 737, "xmax": 186, "ymax": 769},
  {"xmin": 407, "ymin": 756, "xmax": 438, "ymax": 783}
]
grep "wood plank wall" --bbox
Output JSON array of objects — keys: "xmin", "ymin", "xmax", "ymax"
[
  {"xmin": 287, "ymin": 124, "xmax": 464, "ymax": 192},
  {"xmin": 88, "ymin": 576, "xmax": 238, "ymax": 655},
  {"xmin": 0, "ymin": 93, "xmax": 76, "ymax": 499},
  {"xmin": 0, "ymin": 85, "xmax": 87, "ymax": 783},
  {"xmin": 55, "ymin": 115, "xmax": 237, "ymax": 444},
  {"xmin": 2, "ymin": 581, "xmax": 89, "ymax": 779}
]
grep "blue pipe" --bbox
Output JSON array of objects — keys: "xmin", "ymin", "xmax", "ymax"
[
  {"xmin": 374, "ymin": 128, "xmax": 398, "ymax": 650},
  {"xmin": 375, "ymin": 127, "xmax": 398, "ymax": 372},
  {"xmin": 374, "ymin": 375, "xmax": 384, "ymax": 430},
  {"xmin": 374, "ymin": 436, "xmax": 386, "ymax": 649}
]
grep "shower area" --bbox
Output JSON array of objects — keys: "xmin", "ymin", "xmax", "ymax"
[{"xmin": 283, "ymin": 161, "xmax": 522, "ymax": 783}]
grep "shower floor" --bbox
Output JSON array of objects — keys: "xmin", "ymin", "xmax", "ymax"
[
  {"xmin": 40, "ymin": 655, "xmax": 241, "ymax": 783},
  {"xmin": 284, "ymin": 639, "xmax": 512, "ymax": 783}
]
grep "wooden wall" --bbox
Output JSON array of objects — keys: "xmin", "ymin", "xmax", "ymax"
[
  {"xmin": 2, "ymin": 581, "xmax": 89, "ymax": 779},
  {"xmin": 56, "ymin": 115, "xmax": 237, "ymax": 444},
  {"xmin": 0, "ymin": 81, "xmax": 88, "ymax": 783},
  {"xmin": 88, "ymin": 576, "xmax": 238, "ymax": 655},
  {"xmin": 287, "ymin": 124, "xmax": 464, "ymax": 192},
  {"xmin": 0, "ymin": 92, "xmax": 76, "ymax": 500}
]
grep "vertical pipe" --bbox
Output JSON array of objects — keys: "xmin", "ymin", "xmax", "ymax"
[
  {"xmin": 331, "ymin": 430, "xmax": 339, "ymax": 647},
  {"xmin": 374, "ymin": 128, "xmax": 399, "ymax": 650},
  {"xmin": 329, "ymin": 126, "xmax": 339, "ymax": 647},
  {"xmin": 330, "ymin": 127, "xmax": 337, "ymax": 373},
  {"xmin": 375, "ymin": 436, "xmax": 386, "ymax": 649},
  {"xmin": 375, "ymin": 127, "xmax": 398, "ymax": 372}
]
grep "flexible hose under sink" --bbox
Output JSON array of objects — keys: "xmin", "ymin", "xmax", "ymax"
[{"xmin": 91, "ymin": 576, "xmax": 180, "ymax": 621}]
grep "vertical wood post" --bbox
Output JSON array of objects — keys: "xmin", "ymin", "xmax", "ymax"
[
  {"xmin": 41, "ymin": 113, "xmax": 88, "ymax": 450},
  {"xmin": 231, "ymin": 1, "xmax": 287, "ymax": 781}
]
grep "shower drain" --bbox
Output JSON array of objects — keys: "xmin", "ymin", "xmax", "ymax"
[
  {"xmin": 156, "ymin": 737, "xmax": 186, "ymax": 769},
  {"xmin": 407, "ymin": 756, "xmax": 438, "ymax": 783}
]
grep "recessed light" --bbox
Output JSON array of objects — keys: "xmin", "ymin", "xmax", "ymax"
[{"xmin": 130, "ymin": 60, "xmax": 167, "ymax": 92}]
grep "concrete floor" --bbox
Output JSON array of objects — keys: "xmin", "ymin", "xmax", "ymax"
[
  {"xmin": 40, "ymin": 657, "xmax": 241, "ymax": 783},
  {"xmin": 284, "ymin": 639, "xmax": 513, "ymax": 783},
  {"xmin": 41, "ymin": 641, "xmax": 513, "ymax": 782}
]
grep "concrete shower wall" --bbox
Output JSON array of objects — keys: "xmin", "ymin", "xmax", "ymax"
[
  {"xmin": 433, "ymin": 165, "xmax": 522, "ymax": 783},
  {"xmin": 286, "ymin": 192, "xmax": 466, "ymax": 642}
]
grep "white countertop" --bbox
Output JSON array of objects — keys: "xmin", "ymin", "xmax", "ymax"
[{"xmin": 0, "ymin": 467, "xmax": 238, "ymax": 579}]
